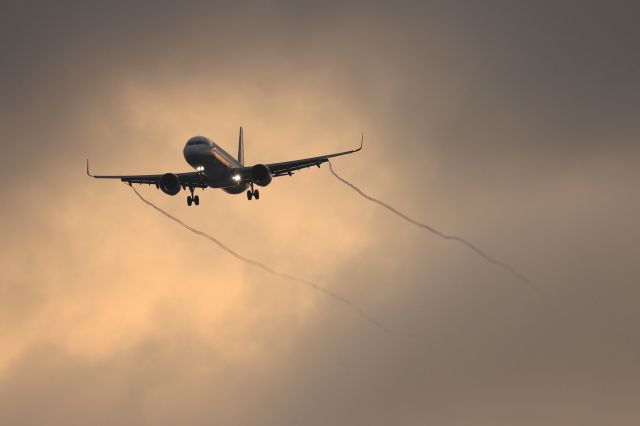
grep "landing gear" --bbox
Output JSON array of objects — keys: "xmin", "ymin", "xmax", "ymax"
[
  {"xmin": 187, "ymin": 187, "xmax": 200, "ymax": 206},
  {"xmin": 246, "ymin": 183, "xmax": 260, "ymax": 201}
]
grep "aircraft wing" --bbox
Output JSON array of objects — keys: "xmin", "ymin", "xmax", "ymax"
[
  {"xmin": 241, "ymin": 135, "xmax": 363, "ymax": 180},
  {"xmin": 86, "ymin": 161, "xmax": 206, "ymax": 188}
]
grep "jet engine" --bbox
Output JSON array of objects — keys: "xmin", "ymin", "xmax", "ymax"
[
  {"xmin": 159, "ymin": 173, "xmax": 181, "ymax": 195},
  {"xmin": 251, "ymin": 164, "xmax": 272, "ymax": 187}
]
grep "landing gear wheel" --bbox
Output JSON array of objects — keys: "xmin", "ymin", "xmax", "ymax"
[
  {"xmin": 253, "ymin": 189, "xmax": 260, "ymax": 200},
  {"xmin": 247, "ymin": 190, "xmax": 253, "ymax": 200},
  {"xmin": 193, "ymin": 195, "xmax": 200, "ymax": 206},
  {"xmin": 187, "ymin": 195, "xmax": 193, "ymax": 206}
]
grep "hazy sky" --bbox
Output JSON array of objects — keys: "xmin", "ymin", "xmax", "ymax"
[{"xmin": 1, "ymin": 1, "xmax": 639, "ymax": 424}]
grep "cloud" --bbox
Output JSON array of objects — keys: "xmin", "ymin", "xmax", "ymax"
[{"xmin": 1, "ymin": 1, "xmax": 639, "ymax": 424}]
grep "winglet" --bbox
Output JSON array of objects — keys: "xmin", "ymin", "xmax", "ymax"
[
  {"xmin": 86, "ymin": 159, "xmax": 94, "ymax": 178},
  {"xmin": 354, "ymin": 132, "xmax": 364, "ymax": 152}
]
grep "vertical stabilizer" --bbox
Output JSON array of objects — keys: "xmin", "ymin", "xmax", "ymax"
[{"xmin": 238, "ymin": 127, "xmax": 245, "ymax": 165}]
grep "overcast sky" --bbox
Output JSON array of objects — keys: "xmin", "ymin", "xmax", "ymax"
[{"xmin": 1, "ymin": 1, "xmax": 639, "ymax": 424}]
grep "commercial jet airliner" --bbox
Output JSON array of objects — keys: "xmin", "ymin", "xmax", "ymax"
[{"xmin": 87, "ymin": 127, "xmax": 362, "ymax": 205}]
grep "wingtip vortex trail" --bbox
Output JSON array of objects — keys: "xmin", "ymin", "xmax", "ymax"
[
  {"xmin": 327, "ymin": 161, "xmax": 548, "ymax": 304},
  {"xmin": 128, "ymin": 185, "xmax": 416, "ymax": 338}
]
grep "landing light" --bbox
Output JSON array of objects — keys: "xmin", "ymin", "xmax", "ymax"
[
  {"xmin": 196, "ymin": 166, "xmax": 205, "ymax": 172},
  {"xmin": 232, "ymin": 174, "xmax": 241, "ymax": 182}
]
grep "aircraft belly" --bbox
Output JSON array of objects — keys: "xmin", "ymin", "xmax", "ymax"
[
  {"xmin": 184, "ymin": 147, "xmax": 246, "ymax": 193},
  {"xmin": 223, "ymin": 184, "xmax": 249, "ymax": 194},
  {"xmin": 202, "ymin": 166, "xmax": 228, "ymax": 187},
  {"xmin": 202, "ymin": 161, "xmax": 243, "ymax": 191}
]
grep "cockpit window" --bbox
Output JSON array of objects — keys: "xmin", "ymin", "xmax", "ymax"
[{"xmin": 187, "ymin": 138, "xmax": 212, "ymax": 146}]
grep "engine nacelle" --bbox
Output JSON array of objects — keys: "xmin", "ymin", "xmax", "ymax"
[
  {"xmin": 159, "ymin": 173, "xmax": 181, "ymax": 196},
  {"xmin": 251, "ymin": 164, "xmax": 272, "ymax": 187}
]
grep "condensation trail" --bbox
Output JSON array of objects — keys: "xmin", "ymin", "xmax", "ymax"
[
  {"xmin": 128, "ymin": 185, "xmax": 410, "ymax": 336},
  {"xmin": 327, "ymin": 162, "xmax": 545, "ymax": 300}
]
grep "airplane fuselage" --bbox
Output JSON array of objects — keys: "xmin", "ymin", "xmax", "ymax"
[{"xmin": 183, "ymin": 136, "xmax": 248, "ymax": 194}]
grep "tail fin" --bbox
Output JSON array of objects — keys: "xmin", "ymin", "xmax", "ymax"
[{"xmin": 237, "ymin": 126, "xmax": 245, "ymax": 166}]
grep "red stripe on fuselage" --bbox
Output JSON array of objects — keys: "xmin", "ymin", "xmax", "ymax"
[
  {"xmin": 212, "ymin": 151, "xmax": 233, "ymax": 168},
  {"xmin": 210, "ymin": 145, "xmax": 240, "ymax": 169}
]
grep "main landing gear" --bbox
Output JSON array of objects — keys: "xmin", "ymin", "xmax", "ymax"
[
  {"xmin": 246, "ymin": 183, "xmax": 260, "ymax": 201},
  {"xmin": 187, "ymin": 187, "xmax": 200, "ymax": 206},
  {"xmin": 187, "ymin": 195, "xmax": 199, "ymax": 206}
]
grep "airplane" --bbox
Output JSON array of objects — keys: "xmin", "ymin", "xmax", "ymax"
[{"xmin": 87, "ymin": 127, "xmax": 363, "ymax": 205}]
